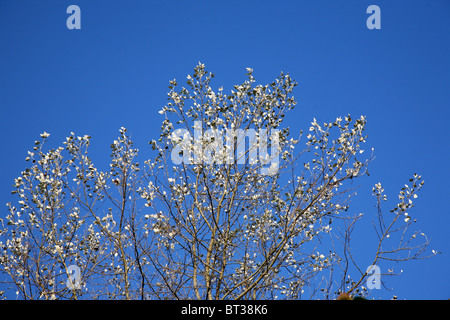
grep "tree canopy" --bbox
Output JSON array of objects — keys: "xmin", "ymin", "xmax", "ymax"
[{"xmin": 0, "ymin": 63, "xmax": 434, "ymax": 300}]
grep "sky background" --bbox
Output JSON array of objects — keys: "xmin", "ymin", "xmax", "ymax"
[{"xmin": 0, "ymin": 0, "xmax": 449, "ymax": 299}]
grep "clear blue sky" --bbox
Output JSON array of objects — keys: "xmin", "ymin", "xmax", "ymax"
[{"xmin": 0, "ymin": 0, "xmax": 449, "ymax": 299}]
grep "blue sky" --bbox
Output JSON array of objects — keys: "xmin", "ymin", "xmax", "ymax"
[{"xmin": 0, "ymin": 0, "xmax": 449, "ymax": 299}]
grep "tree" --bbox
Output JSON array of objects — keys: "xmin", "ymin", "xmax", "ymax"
[{"xmin": 0, "ymin": 63, "xmax": 435, "ymax": 300}]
